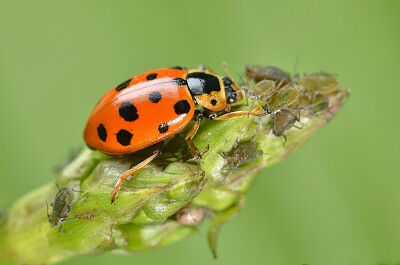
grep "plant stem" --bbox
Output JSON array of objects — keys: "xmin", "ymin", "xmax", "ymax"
[{"xmin": 0, "ymin": 73, "xmax": 349, "ymax": 265}]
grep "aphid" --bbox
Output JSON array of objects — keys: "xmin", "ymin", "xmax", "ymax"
[
  {"xmin": 83, "ymin": 66, "xmax": 267, "ymax": 203},
  {"xmin": 243, "ymin": 70, "xmax": 302, "ymax": 140},
  {"xmin": 296, "ymin": 72, "xmax": 339, "ymax": 116},
  {"xmin": 243, "ymin": 79, "xmax": 276, "ymax": 107},
  {"xmin": 221, "ymin": 139, "xmax": 263, "ymax": 170},
  {"xmin": 245, "ymin": 65, "xmax": 292, "ymax": 85},
  {"xmin": 266, "ymin": 83, "xmax": 300, "ymax": 113},
  {"xmin": 298, "ymin": 72, "xmax": 339, "ymax": 95},
  {"xmin": 272, "ymin": 108, "xmax": 301, "ymax": 141},
  {"xmin": 46, "ymin": 185, "xmax": 88, "ymax": 232}
]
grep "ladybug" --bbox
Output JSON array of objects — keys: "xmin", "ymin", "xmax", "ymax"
[{"xmin": 83, "ymin": 66, "xmax": 265, "ymax": 203}]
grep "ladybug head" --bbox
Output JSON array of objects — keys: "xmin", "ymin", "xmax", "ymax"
[{"xmin": 222, "ymin": 77, "xmax": 239, "ymax": 104}]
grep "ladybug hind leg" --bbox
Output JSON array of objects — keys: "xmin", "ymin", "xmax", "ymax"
[{"xmin": 111, "ymin": 143, "xmax": 163, "ymax": 204}]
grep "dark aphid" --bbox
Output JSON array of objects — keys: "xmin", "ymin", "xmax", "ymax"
[
  {"xmin": 175, "ymin": 206, "xmax": 205, "ymax": 226},
  {"xmin": 245, "ymin": 65, "xmax": 292, "ymax": 85},
  {"xmin": 46, "ymin": 185, "xmax": 88, "ymax": 232},
  {"xmin": 272, "ymin": 109, "xmax": 301, "ymax": 141},
  {"xmin": 221, "ymin": 139, "xmax": 263, "ymax": 170}
]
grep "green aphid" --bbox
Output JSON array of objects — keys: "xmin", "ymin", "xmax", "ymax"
[
  {"xmin": 267, "ymin": 84, "xmax": 300, "ymax": 113},
  {"xmin": 243, "ymin": 76, "xmax": 299, "ymax": 115},
  {"xmin": 46, "ymin": 185, "xmax": 88, "ymax": 232}
]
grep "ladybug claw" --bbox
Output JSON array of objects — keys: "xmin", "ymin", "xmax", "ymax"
[{"xmin": 110, "ymin": 188, "xmax": 119, "ymax": 204}]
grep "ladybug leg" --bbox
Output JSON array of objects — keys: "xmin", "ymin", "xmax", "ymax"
[
  {"xmin": 185, "ymin": 113, "xmax": 209, "ymax": 158},
  {"xmin": 111, "ymin": 143, "xmax": 163, "ymax": 204},
  {"xmin": 210, "ymin": 107, "xmax": 267, "ymax": 120},
  {"xmin": 222, "ymin": 62, "xmax": 236, "ymax": 83}
]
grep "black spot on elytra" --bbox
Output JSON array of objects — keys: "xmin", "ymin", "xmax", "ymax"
[
  {"xmin": 115, "ymin": 79, "xmax": 131, "ymax": 91},
  {"xmin": 211, "ymin": 99, "xmax": 217, "ymax": 106},
  {"xmin": 149, "ymin": 91, "xmax": 162, "ymax": 103},
  {"xmin": 174, "ymin": 100, "xmax": 191, "ymax": 115},
  {"xmin": 158, "ymin": 123, "xmax": 169, "ymax": 134},
  {"xmin": 116, "ymin": 129, "xmax": 133, "ymax": 146},
  {"xmin": 97, "ymin": 123, "xmax": 107, "ymax": 142},
  {"xmin": 146, "ymin": 73, "xmax": 158, "ymax": 81},
  {"xmin": 119, "ymin": 101, "xmax": 139, "ymax": 122}
]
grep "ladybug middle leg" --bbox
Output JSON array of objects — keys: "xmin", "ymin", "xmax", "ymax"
[
  {"xmin": 185, "ymin": 113, "xmax": 209, "ymax": 159},
  {"xmin": 111, "ymin": 142, "xmax": 163, "ymax": 204}
]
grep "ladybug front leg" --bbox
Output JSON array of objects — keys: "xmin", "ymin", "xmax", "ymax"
[
  {"xmin": 210, "ymin": 107, "xmax": 267, "ymax": 120},
  {"xmin": 185, "ymin": 113, "xmax": 209, "ymax": 158},
  {"xmin": 111, "ymin": 144, "xmax": 163, "ymax": 204}
]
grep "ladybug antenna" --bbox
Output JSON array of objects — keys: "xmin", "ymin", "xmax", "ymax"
[
  {"xmin": 235, "ymin": 73, "xmax": 247, "ymax": 102},
  {"xmin": 222, "ymin": 62, "xmax": 236, "ymax": 84}
]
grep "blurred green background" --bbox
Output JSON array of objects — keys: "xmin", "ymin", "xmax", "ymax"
[{"xmin": 1, "ymin": 1, "xmax": 399, "ymax": 264}]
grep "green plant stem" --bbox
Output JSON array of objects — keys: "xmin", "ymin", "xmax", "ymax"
[{"xmin": 0, "ymin": 84, "xmax": 349, "ymax": 265}]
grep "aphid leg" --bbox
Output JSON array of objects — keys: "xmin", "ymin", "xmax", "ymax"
[
  {"xmin": 276, "ymin": 80, "xmax": 284, "ymax": 90},
  {"xmin": 243, "ymin": 88, "xmax": 249, "ymax": 106},
  {"xmin": 69, "ymin": 192, "xmax": 89, "ymax": 208},
  {"xmin": 58, "ymin": 218, "xmax": 76, "ymax": 232},
  {"xmin": 111, "ymin": 143, "xmax": 163, "ymax": 204},
  {"xmin": 282, "ymin": 134, "xmax": 288, "ymax": 144},
  {"xmin": 185, "ymin": 113, "xmax": 209, "ymax": 159},
  {"xmin": 247, "ymin": 99, "xmax": 256, "ymax": 116},
  {"xmin": 211, "ymin": 107, "xmax": 267, "ymax": 121},
  {"xmin": 71, "ymin": 188, "xmax": 84, "ymax": 193}
]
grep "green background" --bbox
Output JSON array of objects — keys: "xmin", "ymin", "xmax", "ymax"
[{"xmin": 1, "ymin": 1, "xmax": 399, "ymax": 264}]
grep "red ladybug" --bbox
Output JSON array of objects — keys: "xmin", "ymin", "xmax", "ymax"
[{"xmin": 83, "ymin": 66, "xmax": 264, "ymax": 202}]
